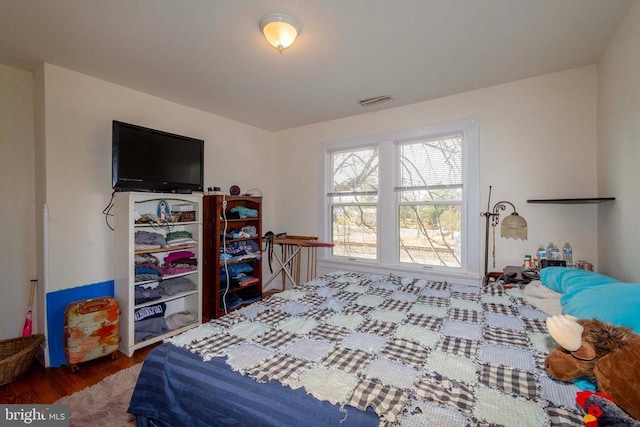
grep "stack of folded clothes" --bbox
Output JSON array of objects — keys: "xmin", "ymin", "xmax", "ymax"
[
  {"xmin": 134, "ymin": 230, "xmax": 166, "ymax": 250},
  {"xmin": 163, "ymin": 250, "xmax": 197, "ymax": 276},
  {"xmin": 134, "ymin": 302, "xmax": 167, "ymax": 342},
  {"xmin": 134, "ymin": 283, "xmax": 163, "ymax": 304},
  {"xmin": 220, "ymin": 262, "xmax": 255, "ymax": 289},
  {"xmin": 166, "ymin": 310, "xmax": 198, "ymax": 330},
  {"xmin": 222, "ymin": 240, "xmax": 261, "ymax": 263},
  {"xmin": 134, "ymin": 253, "xmax": 164, "ymax": 282},
  {"xmin": 165, "ymin": 230, "xmax": 197, "ymax": 248},
  {"xmin": 227, "ymin": 206, "xmax": 258, "ymax": 219},
  {"xmin": 223, "ymin": 225, "xmax": 258, "ymax": 239},
  {"xmin": 159, "ymin": 276, "xmax": 197, "ymax": 295}
]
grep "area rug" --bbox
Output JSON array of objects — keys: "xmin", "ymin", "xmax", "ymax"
[{"xmin": 55, "ymin": 364, "xmax": 142, "ymax": 427}]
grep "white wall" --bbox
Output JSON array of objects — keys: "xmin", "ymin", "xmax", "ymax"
[
  {"xmin": 39, "ymin": 64, "xmax": 275, "ymax": 294},
  {"xmin": 273, "ymin": 66, "xmax": 600, "ymax": 277},
  {"xmin": 597, "ymin": 0, "xmax": 640, "ymax": 282},
  {"xmin": 0, "ymin": 64, "xmax": 36, "ymax": 340}
]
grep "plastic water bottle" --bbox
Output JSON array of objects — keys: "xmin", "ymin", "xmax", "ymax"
[
  {"xmin": 536, "ymin": 244, "xmax": 547, "ymax": 267},
  {"xmin": 547, "ymin": 242, "xmax": 561, "ymax": 260},
  {"xmin": 562, "ymin": 242, "xmax": 573, "ymax": 266},
  {"xmin": 546, "ymin": 242, "xmax": 554, "ymax": 260}
]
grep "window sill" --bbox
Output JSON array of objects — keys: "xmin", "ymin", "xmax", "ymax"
[{"xmin": 317, "ymin": 258, "xmax": 482, "ymax": 287}]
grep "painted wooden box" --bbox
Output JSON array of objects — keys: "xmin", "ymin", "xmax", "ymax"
[{"xmin": 64, "ymin": 297, "xmax": 121, "ymax": 371}]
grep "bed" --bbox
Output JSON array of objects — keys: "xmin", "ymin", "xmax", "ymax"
[{"xmin": 128, "ymin": 270, "xmax": 589, "ymax": 426}]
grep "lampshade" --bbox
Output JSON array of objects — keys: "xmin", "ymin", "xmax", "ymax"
[
  {"xmin": 260, "ymin": 13, "xmax": 302, "ymax": 52},
  {"xmin": 500, "ymin": 212, "xmax": 528, "ymax": 240}
]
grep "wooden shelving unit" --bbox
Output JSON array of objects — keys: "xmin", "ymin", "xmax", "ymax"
[{"xmin": 202, "ymin": 195, "xmax": 263, "ymax": 319}]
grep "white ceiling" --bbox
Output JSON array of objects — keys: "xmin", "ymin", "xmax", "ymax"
[{"xmin": 0, "ymin": 0, "xmax": 633, "ymax": 131}]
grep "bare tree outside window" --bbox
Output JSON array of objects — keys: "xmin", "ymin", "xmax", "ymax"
[
  {"xmin": 397, "ymin": 134, "xmax": 463, "ymax": 267},
  {"xmin": 329, "ymin": 147, "xmax": 378, "ymax": 259}
]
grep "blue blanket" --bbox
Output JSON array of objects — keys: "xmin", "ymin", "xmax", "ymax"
[{"xmin": 129, "ymin": 343, "xmax": 379, "ymax": 426}]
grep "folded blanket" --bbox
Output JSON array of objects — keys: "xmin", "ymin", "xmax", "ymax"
[
  {"xmin": 135, "ymin": 263, "xmax": 164, "ymax": 275},
  {"xmin": 135, "ymin": 230, "xmax": 166, "ymax": 247},
  {"xmin": 135, "ymin": 284, "xmax": 163, "ymax": 304},
  {"xmin": 166, "ymin": 238, "xmax": 198, "ymax": 247},
  {"xmin": 134, "ymin": 317, "xmax": 168, "ymax": 342},
  {"xmin": 160, "ymin": 276, "xmax": 197, "ymax": 296},
  {"xmin": 523, "ymin": 280, "xmax": 562, "ymax": 315},
  {"xmin": 136, "ymin": 273, "xmax": 161, "ymax": 282},
  {"xmin": 164, "ymin": 250, "xmax": 196, "ymax": 265},
  {"xmin": 165, "ymin": 258, "xmax": 198, "ymax": 267},
  {"xmin": 135, "ymin": 253, "xmax": 160, "ymax": 265},
  {"xmin": 166, "ymin": 230, "xmax": 193, "ymax": 242},
  {"xmin": 166, "ymin": 311, "xmax": 198, "ymax": 330}
]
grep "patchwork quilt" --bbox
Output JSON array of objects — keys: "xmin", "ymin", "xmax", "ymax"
[{"xmin": 169, "ymin": 271, "xmax": 584, "ymax": 426}]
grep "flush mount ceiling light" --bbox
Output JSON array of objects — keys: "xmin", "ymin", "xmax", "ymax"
[{"xmin": 260, "ymin": 13, "xmax": 302, "ymax": 52}]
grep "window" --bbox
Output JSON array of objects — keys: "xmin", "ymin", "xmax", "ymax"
[
  {"xmin": 328, "ymin": 146, "xmax": 379, "ymax": 259},
  {"xmin": 320, "ymin": 119, "xmax": 479, "ymax": 279},
  {"xmin": 396, "ymin": 134, "xmax": 463, "ymax": 267}
]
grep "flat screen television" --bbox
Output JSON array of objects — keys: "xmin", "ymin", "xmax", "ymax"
[{"xmin": 112, "ymin": 120, "xmax": 204, "ymax": 193}]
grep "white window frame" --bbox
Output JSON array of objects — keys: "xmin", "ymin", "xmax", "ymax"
[{"xmin": 317, "ymin": 119, "xmax": 480, "ymax": 285}]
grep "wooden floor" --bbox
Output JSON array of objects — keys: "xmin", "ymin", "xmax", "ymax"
[{"xmin": 0, "ymin": 344, "xmax": 158, "ymax": 404}]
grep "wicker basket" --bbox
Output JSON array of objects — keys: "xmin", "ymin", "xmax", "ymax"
[
  {"xmin": 0, "ymin": 334, "xmax": 44, "ymax": 386},
  {"xmin": 175, "ymin": 210, "xmax": 196, "ymax": 222}
]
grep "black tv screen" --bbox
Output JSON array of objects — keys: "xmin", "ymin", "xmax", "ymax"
[{"xmin": 112, "ymin": 121, "xmax": 204, "ymax": 193}]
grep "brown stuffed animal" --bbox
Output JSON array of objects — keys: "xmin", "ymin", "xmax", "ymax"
[{"xmin": 545, "ymin": 315, "xmax": 640, "ymax": 421}]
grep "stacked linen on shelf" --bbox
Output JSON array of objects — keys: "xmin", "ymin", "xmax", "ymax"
[
  {"xmin": 166, "ymin": 311, "xmax": 199, "ymax": 330},
  {"xmin": 135, "ymin": 230, "xmax": 166, "ymax": 250},
  {"xmin": 159, "ymin": 276, "xmax": 197, "ymax": 296},
  {"xmin": 228, "ymin": 206, "xmax": 258, "ymax": 219},
  {"xmin": 132, "ymin": 229, "xmax": 200, "ymax": 342},
  {"xmin": 134, "ymin": 302, "xmax": 168, "ymax": 342},
  {"xmin": 134, "ymin": 300, "xmax": 199, "ymax": 341},
  {"xmin": 166, "ymin": 230, "xmax": 197, "ymax": 248},
  {"xmin": 164, "ymin": 250, "xmax": 197, "ymax": 276},
  {"xmin": 219, "ymin": 262, "xmax": 254, "ymax": 287},
  {"xmin": 224, "ymin": 225, "xmax": 258, "ymax": 239},
  {"xmin": 135, "ymin": 253, "xmax": 164, "ymax": 282},
  {"xmin": 134, "ymin": 232, "xmax": 167, "ymax": 282},
  {"xmin": 134, "ymin": 275, "xmax": 199, "ymax": 342},
  {"xmin": 222, "ymin": 240, "xmax": 261, "ymax": 263},
  {"xmin": 135, "ymin": 283, "xmax": 163, "ymax": 304}
]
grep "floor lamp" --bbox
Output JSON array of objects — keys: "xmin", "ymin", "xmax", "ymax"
[{"xmin": 480, "ymin": 186, "xmax": 528, "ymax": 276}]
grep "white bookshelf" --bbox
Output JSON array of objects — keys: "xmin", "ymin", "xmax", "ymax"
[{"xmin": 114, "ymin": 192, "xmax": 202, "ymax": 357}]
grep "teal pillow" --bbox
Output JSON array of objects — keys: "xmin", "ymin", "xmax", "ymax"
[
  {"xmin": 562, "ymin": 282, "xmax": 640, "ymax": 333},
  {"xmin": 539, "ymin": 267, "xmax": 572, "ymax": 292},
  {"xmin": 540, "ymin": 267, "xmax": 619, "ymax": 295}
]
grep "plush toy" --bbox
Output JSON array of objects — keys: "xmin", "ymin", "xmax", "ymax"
[
  {"xmin": 576, "ymin": 390, "xmax": 640, "ymax": 426},
  {"xmin": 545, "ymin": 315, "xmax": 640, "ymax": 421}
]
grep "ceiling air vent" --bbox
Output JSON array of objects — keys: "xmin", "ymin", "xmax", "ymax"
[{"xmin": 358, "ymin": 95, "xmax": 392, "ymax": 107}]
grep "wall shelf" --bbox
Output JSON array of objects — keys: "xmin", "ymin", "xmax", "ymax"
[{"xmin": 527, "ymin": 197, "xmax": 615, "ymax": 204}]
